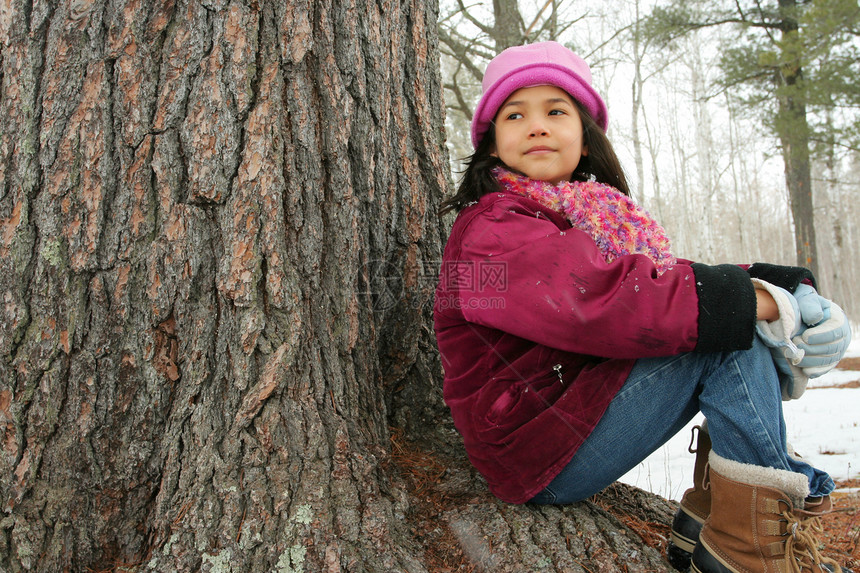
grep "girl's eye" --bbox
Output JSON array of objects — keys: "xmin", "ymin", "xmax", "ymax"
[
  {"xmin": 549, "ymin": 109, "xmax": 566, "ymax": 116},
  {"xmin": 506, "ymin": 112, "xmax": 523, "ymax": 120}
]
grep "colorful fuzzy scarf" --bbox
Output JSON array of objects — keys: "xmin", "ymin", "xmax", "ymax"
[{"xmin": 494, "ymin": 167, "xmax": 676, "ymax": 275}]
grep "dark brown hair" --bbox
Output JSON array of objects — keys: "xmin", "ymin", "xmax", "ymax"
[{"xmin": 440, "ymin": 101, "xmax": 630, "ymax": 216}]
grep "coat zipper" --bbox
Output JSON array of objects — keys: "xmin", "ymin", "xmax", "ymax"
[{"xmin": 553, "ymin": 364, "xmax": 564, "ymax": 385}]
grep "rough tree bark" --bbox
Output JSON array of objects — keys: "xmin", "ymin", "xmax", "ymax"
[{"xmin": 0, "ymin": 0, "xmax": 679, "ymax": 571}]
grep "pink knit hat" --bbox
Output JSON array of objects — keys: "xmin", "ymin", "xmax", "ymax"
[{"xmin": 471, "ymin": 41, "xmax": 608, "ymax": 148}]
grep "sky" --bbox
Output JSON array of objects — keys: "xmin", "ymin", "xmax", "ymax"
[{"xmin": 621, "ymin": 334, "xmax": 860, "ymax": 499}]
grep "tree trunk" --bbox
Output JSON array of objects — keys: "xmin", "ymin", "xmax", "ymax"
[
  {"xmin": 0, "ymin": 0, "xmax": 449, "ymax": 569},
  {"xmin": 492, "ymin": 0, "xmax": 524, "ymax": 51},
  {"xmin": 0, "ymin": 1, "xmax": 679, "ymax": 571},
  {"xmin": 777, "ymin": 0, "xmax": 819, "ymax": 277},
  {"xmin": 779, "ymin": 114, "xmax": 817, "ymax": 275},
  {"xmin": 630, "ymin": 0, "xmax": 646, "ymax": 202},
  {"xmin": 690, "ymin": 47, "xmax": 716, "ymax": 263}
]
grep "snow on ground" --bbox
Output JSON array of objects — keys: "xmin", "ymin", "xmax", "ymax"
[{"xmin": 619, "ymin": 332, "xmax": 860, "ymax": 500}]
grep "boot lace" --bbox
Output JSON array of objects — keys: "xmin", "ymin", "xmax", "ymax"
[{"xmin": 782, "ymin": 510, "xmax": 843, "ymax": 572}]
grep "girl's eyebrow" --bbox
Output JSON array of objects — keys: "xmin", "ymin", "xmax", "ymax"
[
  {"xmin": 500, "ymin": 97, "xmax": 573, "ymax": 111},
  {"xmin": 500, "ymin": 100, "xmax": 524, "ymax": 110}
]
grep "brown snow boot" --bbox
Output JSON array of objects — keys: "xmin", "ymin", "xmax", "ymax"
[
  {"xmin": 668, "ymin": 423, "xmax": 712, "ymax": 570},
  {"xmin": 691, "ymin": 452, "xmax": 852, "ymax": 573}
]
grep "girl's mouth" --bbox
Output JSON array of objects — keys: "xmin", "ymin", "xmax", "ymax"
[{"xmin": 526, "ymin": 146, "xmax": 554, "ymax": 154}]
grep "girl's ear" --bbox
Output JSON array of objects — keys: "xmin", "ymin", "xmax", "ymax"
[
  {"xmin": 490, "ymin": 143, "xmax": 498, "ymax": 158},
  {"xmin": 582, "ymin": 144, "xmax": 589, "ymax": 157}
]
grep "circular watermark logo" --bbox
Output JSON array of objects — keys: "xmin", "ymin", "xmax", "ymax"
[{"xmin": 359, "ymin": 259, "xmax": 404, "ymax": 312}]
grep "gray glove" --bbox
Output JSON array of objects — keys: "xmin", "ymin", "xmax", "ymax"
[
  {"xmin": 793, "ymin": 300, "xmax": 852, "ymax": 378},
  {"xmin": 752, "ymin": 279, "xmax": 807, "ymax": 400},
  {"xmin": 792, "ymin": 284, "xmax": 825, "ymax": 326}
]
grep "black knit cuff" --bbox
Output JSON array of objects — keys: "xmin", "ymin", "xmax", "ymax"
[
  {"xmin": 746, "ymin": 263, "xmax": 816, "ymax": 292},
  {"xmin": 691, "ymin": 263, "xmax": 757, "ymax": 353}
]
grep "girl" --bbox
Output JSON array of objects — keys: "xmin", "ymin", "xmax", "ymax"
[{"xmin": 433, "ymin": 41, "xmax": 852, "ymax": 573}]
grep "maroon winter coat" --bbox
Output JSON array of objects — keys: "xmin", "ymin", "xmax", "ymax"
[{"xmin": 433, "ymin": 191, "xmax": 805, "ymax": 504}]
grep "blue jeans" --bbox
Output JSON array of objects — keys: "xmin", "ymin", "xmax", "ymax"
[{"xmin": 529, "ymin": 336, "xmax": 834, "ymax": 504}]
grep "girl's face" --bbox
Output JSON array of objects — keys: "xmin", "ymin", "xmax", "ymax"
[{"xmin": 491, "ymin": 85, "xmax": 587, "ymax": 184}]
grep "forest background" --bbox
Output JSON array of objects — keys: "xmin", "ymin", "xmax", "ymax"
[{"xmin": 439, "ymin": 0, "xmax": 860, "ymax": 323}]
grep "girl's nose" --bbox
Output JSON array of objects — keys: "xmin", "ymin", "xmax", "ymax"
[{"xmin": 528, "ymin": 122, "xmax": 548, "ymax": 137}]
